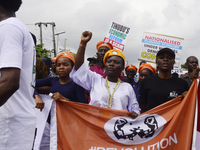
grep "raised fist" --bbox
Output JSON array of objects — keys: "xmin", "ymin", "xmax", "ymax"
[{"xmin": 81, "ymin": 31, "xmax": 92, "ymax": 45}]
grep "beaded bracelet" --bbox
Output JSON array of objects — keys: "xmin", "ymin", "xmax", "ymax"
[{"xmin": 80, "ymin": 42, "xmax": 86, "ymax": 48}]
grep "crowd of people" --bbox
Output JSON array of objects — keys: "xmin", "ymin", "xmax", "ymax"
[
  {"xmin": 35, "ymin": 31, "xmax": 198, "ymax": 149},
  {"xmin": 0, "ymin": 0, "xmax": 199, "ymax": 150}
]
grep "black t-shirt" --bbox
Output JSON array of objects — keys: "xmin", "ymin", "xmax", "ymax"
[{"xmin": 139, "ymin": 74, "xmax": 189, "ymax": 111}]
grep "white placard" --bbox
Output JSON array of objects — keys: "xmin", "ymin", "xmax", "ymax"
[
  {"xmin": 139, "ymin": 32, "xmax": 184, "ymax": 68},
  {"xmin": 104, "ymin": 21, "xmax": 131, "ymax": 51}
]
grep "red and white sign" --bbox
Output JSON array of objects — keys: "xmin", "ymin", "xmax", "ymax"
[{"xmin": 104, "ymin": 21, "xmax": 131, "ymax": 51}]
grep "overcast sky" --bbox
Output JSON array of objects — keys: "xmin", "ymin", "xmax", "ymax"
[{"xmin": 17, "ymin": 0, "xmax": 200, "ymax": 68}]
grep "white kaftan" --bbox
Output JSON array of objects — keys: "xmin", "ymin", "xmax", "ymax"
[{"xmin": 71, "ymin": 63, "xmax": 141, "ymax": 114}]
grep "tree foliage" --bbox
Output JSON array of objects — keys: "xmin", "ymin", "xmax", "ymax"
[
  {"xmin": 35, "ymin": 44, "xmax": 51, "ymax": 58},
  {"xmin": 181, "ymin": 63, "xmax": 187, "ymax": 70}
]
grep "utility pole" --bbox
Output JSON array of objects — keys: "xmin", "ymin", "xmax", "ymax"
[
  {"xmin": 35, "ymin": 22, "xmax": 43, "ymax": 45},
  {"xmin": 55, "ymin": 31, "xmax": 65, "ymax": 54},
  {"xmin": 59, "ymin": 39, "xmax": 70, "ymax": 53},
  {"xmin": 51, "ymin": 22, "xmax": 56, "ymax": 57},
  {"xmin": 35, "ymin": 22, "xmax": 57, "ymax": 57},
  {"xmin": 64, "ymin": 39, "xmax": 67, "ymax": 51}
]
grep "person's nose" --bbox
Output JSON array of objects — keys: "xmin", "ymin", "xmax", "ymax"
[
  {"xmin": 163, "ymin": 57, "xmax": 168, "ymax": 61},
  {"xmin": 109, "ymin": 61, "xmax": 114, "ymax": 66},
  {"xmin": 193, "ymin": 62, "xmax": 197, "ymax": 66},
  {"xmin": 59, "ymin": 64, "xmax": 64, "ymax": 69}
]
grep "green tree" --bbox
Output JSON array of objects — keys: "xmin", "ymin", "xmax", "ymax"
[
  {"xmin": 35, "ymin": 44, "xmax": 51, "ymax": 58},
  {"xmin": 181, "ymin": 63, "xmax": 187, "ymax": 70}
]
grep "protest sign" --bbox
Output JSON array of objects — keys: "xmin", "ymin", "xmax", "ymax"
[
  {"xmin": 104, "ymin": 21, "xmax": 131, "ymax": 51},
  {"xmin": 139, "ymin": 32, "xmax": 184, "ymax": 68}
]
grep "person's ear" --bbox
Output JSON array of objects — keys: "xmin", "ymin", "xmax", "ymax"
[{"xmin": 96, "ymin": 52, "xmax": 100, "ymax": 59}]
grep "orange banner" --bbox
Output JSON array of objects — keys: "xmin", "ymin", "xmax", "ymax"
[{"xmin": 56, "ymin": 80, "xmax": 197, "ymax": 150}]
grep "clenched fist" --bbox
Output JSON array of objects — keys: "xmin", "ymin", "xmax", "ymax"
[{"xmin": 81, "ymin": 31, "xmax": 92, "ymax": 45}]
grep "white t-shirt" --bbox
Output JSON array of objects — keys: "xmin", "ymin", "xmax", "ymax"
[
  {"xmin": 70, "ymin": 63, "xmax": 141, "ymax": 114},
  {"xmin": 0, "ymin": 17, "xmax": 36, "ymax": 150}
]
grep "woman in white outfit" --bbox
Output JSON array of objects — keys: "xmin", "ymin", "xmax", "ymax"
[{"xmin": 71, "ymin": 31, "xmax": 140, "ymax": 118}]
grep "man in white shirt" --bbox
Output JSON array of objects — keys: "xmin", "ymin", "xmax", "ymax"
[{"xmin": 0, "ymin": 0, "xmax": 36, "ymax": 149}]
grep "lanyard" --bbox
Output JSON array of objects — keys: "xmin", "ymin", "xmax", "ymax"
[{"xmin": 105, "ymin": 77, "xmax": 121, "ymax": 108}]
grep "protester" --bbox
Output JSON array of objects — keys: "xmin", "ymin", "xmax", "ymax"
[
  {"xmin": 49, "ymin": 57, "xmax": 57, "ymax": 77},
  {"xmin": 86, "ymin": 41, "xmax": 123, "ymax": 103},
  {"xmin": 35, "ymin": 57, "xmax": 57, "ymax": 95},
  {"xmin": 139, "ymin": 48, "xmax": 189, "ymax": 113},
  {"xmin": 31, "ymin": 33, "xmax": 49, "ymax": 80},
  {"xmin": 134, "ymin": 61, "xmax": 147, "ymax": 82},
  {"xmin": 181, "ymin": 56, "xmax": 199, "ymax": 87},
  {"xmin": 133, "ymin": 63, "xmax": 156, "ymax": 101},
  {"xmin": 90, "ymin": 40, "xmax": 113, "ymax": 77},
  {"xmin": 71, "ymin": 31, "xmax": 140, "ymax": 119},
  {"xmin": 90, "ymin": 40, "xmax": 123, "ymax": 80},
  {"xmin": 34, "ymin": 51, "xmax": 87, "ymax": 149},
  {"xmin": 36, "ymin": 50, "xmax": 49, "ymax": 79},
  {"xmin": 139, "ymin": 60, "xmax": 146, "ymax": 66},
  {"xmin": 172, "ymin": 72, "xmax": 179, "ymax": 78},
  {"xmin": 34, "ymin": 51, "xmax": 87, "ymax": 110},
  {"xmin": 124, "ymin": 64, "xmax": 137, "ymax": 86},
  {"xmin": 42, "ymin": 56, "xmax": 52, "ymax": 75},
  {"xmin": 0, "ymin": 0, "xmax": 36, "ymax": 149},
  {"xmin": 87, "ymin": 55, "xmax": 98, "ymax": 68}
]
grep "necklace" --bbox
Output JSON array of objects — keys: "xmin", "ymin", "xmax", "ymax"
[{"xmin": 105, "ymin": 77, "xmax": 121, "ymax": 108}]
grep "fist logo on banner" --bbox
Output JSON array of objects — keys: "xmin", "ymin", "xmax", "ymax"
[{"xmin": 104, "ymin": 114, "xmax": 167, "ymax": 145}]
